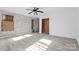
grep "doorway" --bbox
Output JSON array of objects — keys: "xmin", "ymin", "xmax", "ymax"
[
  {"xmin": 42, "ymin": 18, "xmax": 49, "ymax": 34},
  {"xmin": 31, "ymin": 18, "xmax": 39, "ymax": 33}
]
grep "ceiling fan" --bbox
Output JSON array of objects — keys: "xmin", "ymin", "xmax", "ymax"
[{"xmin": 26, "ymin": 7, "xmax": 44, "ymax": 15}]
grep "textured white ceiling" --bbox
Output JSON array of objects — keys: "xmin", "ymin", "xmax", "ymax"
[{"xmin": 0, "ymin": 7, "xmax": 48, "ymax": 17}]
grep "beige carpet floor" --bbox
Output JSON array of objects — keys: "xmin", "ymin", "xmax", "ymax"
[{"xmin": 0, "ymin": 33, "xmax": 79, "ymax": 51}]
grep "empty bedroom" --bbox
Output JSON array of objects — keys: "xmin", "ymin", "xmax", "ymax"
[{"xmin": 0, "ymin": 7, "xmax": 79, "ymax": 51}]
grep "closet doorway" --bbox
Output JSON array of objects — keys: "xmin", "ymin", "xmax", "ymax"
[{"xmin": 42, "ymin": 18, "xmax": 49, "ymax": 34}]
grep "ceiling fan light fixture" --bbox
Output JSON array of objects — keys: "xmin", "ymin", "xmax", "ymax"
[{"xmin": 26, "ymin": 7, "xmax": 44, "ymax": 15}]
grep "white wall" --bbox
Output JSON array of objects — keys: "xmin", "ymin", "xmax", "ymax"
[
  {"xmin": 0, "ymin": 10, "xmax": 32, "ymax": 37},
  {"xmin": 0, "ymin": 7, "xmax": 78, "ymax": 39},
  {"xmin": 39, "ymin": 7, "xmax": 77, "ymax": 38},
  {"xmin": 76, "ymin": 8, "xmax": 79, "ymax": 44},
  {"xmin": 77, "ymin": 8, "xmax": 79, "ymax": 37}
]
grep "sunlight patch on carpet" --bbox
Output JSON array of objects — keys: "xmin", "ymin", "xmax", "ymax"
[{"xmin": 25, "ymin": 38, "xmax": 52, "ymax": 51}]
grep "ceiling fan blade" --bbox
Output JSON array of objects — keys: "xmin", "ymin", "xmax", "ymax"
[
  {"xmin": 28, "ymin": 12, "xmax": 33, "ymax": 14},
  {"xmin": 37, "ymin": 11, "xmax": 44, "ymax": 13}
]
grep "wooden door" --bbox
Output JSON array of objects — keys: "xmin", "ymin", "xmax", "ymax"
[{"xmin": 42, "ymin": 18, "xmax": 49, "ymax": 34}]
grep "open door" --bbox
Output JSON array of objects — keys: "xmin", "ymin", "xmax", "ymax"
[{"xmin": 42, "ymin": 18, "xmax": 49, "ymax": 34}]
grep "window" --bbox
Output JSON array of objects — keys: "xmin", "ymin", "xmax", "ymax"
[{"xmin": 1, "ymin": 15, "xmax": 14, "ymax": 31}]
